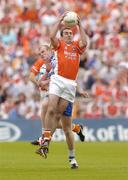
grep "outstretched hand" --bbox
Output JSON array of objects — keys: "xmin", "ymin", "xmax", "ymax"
[
  {"xmin": 58, "ymin": 13, "xmax": 65, "ymax": 22},
  {"xmin": 58, "ymin": 12, "xmax": 69, "ymax": 23}
]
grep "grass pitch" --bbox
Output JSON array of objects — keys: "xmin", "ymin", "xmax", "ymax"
[{"xmin": 0, "ymin": 142, "xmax": 128, "ymax": 180}]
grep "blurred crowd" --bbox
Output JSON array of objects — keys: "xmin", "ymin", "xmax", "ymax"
[{"xmin": 0, "ymin": 0, "xmax": 128, "ymax": 120}]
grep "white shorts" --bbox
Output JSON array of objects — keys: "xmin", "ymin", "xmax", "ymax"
[{"xmin": 49, "ymin": 74, "xmax": 77, "ymax": 103}]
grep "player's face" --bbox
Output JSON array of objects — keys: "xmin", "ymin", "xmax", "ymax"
[
  {"xmin": 62, "ymin": 29, "xmax": 73, "ymax": 43},
  {"xmin": 39, "ymin": 46, "xmax": 50, "ymax": 62}
]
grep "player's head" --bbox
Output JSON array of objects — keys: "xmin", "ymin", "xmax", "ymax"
[
  {"xmin": 60, "ymin": 27, "xmax": 73, "ymax": 43},
  {"xmin": 39, "ymin": 45, "xmax": 51, "ymax": 62}
]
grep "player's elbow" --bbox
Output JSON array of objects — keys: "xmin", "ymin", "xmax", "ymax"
[
  {"xmin": 81, "ymin": 38, "xmax": 90, "ymax": 50},
  {"xmin": 29, "ymin": 72, "xmax": 34, "ymax": 82},
  {"xmin": 50, "ymin": 36, "xmax": 55, "ymax": 46},
  {"xmin": 83, "ymin": 41, "xmax": 88, "ymax": 48},
  {"xmin": 49, "ymin": 33, "xmax": 55, "ymax": 42}
]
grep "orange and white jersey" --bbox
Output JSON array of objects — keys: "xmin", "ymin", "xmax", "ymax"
[
  {"xmin": 53, "ymin": 39, "xmax": 86, "ymax": 80},
  {"xmin": 30, "ymin": 58, "xmax": 45, "ymax": 76},
  {"xmin": 30, "ymin": 55, "xmax": 56, "ymax": 79},
  {"xmin": 30, "ymin": 58, "xmax": 48, "ymax": 98}
]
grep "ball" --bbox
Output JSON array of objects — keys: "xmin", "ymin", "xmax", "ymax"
[{"xmin": 63, "ymin": 11, "xmax": 78, "ymax": 27}]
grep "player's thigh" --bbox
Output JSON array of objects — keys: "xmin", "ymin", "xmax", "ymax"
[
  {"xmin": 58, "ymin": 98, "xmax": 69, "ymax": 114},
  {"xmin": 47, "ymin": 94, "xmax": 60, "ymax": 111},
  {"xmin": 41, "ymin": 97, "xmax": 49, "ymax": 110}
]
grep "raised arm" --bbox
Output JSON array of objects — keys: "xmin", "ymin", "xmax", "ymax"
[
  {"xmin": 77, "ymin": 16, "xmax": 90, "ymax": 49},
  {"xmin": 50, "ymin": 14, "xmax": 65, "ymax": 49}
]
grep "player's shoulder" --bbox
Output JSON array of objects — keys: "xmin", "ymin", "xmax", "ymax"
[
  {"xmin": 35, "ymin": 58, "xmax": 45, "ymax": 64},
  {"xmin": 31, "ymin": 58, "xmax": 45, "ymax": 72},
  {"xmin": 34, "ymin": 58, "xmax": 45, "ymax": 67}
]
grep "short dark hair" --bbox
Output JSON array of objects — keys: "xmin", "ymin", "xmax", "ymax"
[{"xmin": 60, "ymin": 27, "xmax": 72, "ymax": 37}]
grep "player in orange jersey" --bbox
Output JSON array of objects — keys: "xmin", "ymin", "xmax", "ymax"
[
  {"xmin": 30, "ymin": 45, "xmax": 88, "ymax": 169},
  {"xmin": 37, "ymin": 13, "xmax": 89, "ymax": 168},
  {"xmin": 29, "ymin": 45, "xmax": 86, "ymax": 146}
]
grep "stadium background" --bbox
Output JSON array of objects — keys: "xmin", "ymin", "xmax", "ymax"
[{"xmin": 0, "ymin": 0, "xmax": 128, "ymax": 142}]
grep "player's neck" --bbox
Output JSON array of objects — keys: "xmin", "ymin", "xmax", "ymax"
[{"xmin": 65, "ymin": 40, "xmax": 72, "ymax": 45}]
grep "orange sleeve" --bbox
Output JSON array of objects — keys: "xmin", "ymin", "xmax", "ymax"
[{"xmin": 30, "ymin": 58, "xmax": 44, "ymax": 76}]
